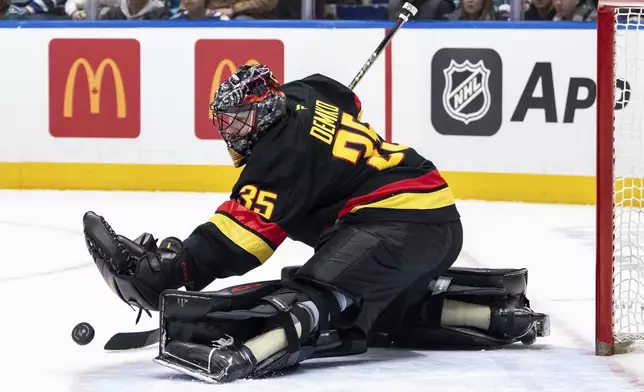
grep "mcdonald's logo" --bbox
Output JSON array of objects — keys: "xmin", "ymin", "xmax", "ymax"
[
  {"xmin": 63, "ymin": 58, "xmax": 126, "ymax": 119},
  {"xmin": 194, "ymin": 39, "xmax": 284, "ymax": 140},
  {"xmin": 49, "ymin": 39, "xmax": 141, "ymax": 138}
]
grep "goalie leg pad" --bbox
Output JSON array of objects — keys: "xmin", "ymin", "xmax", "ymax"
[
  {"xmin": 368, "ymin": 267, "xmax": 550, "ymax": 349},
  {"xmin": 155, "ymin": 279, "xmax": 342, "ymax": 382}
]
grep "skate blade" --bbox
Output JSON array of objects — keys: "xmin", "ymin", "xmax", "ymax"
[{"xmin": 154, "ymin": 356, "xmax": 221, "ymax": 384}]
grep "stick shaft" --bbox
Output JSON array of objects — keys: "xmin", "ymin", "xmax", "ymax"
[
  {"xmin": 347, "ymin": 2, "xmax": 418, "ymax": 91},
  {"xmin": 348, "ymin": 18, "xmax": 405, "ymax": 91}
]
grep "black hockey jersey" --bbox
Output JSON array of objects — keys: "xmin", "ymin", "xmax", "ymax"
[{"xmin": 181, "ymin": 74, "xmax": 460, "ymax": 290}]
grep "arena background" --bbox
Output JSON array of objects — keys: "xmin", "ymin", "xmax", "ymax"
[{"xmin": 0, "ymin": 20, "xmax": 600, "ymax": 204}]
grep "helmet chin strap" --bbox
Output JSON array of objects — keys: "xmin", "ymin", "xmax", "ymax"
[{"xmin": 228, "ymin": 148, "xmax": 247, "ymax": 168}]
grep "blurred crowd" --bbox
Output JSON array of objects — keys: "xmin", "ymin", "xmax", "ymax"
[{"xmin": 0, "ymin": 0, "xmax": 598, "ymax": 22}]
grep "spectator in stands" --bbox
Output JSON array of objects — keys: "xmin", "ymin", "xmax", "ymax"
[
  {"xmin": 172, "ymin": 0, "xmax": 223, "ymax": 18},
  {"xmin": 276, "ymin": 0, "xmax": 325, "ymax": 19},
  {"xmin": 2, "ymin": 3, "xmax": 31, "ymax": 18},
  {"xmin": 0, "ymin": 0, "xmax": 10, "ymax": 17},
  {"xmin": 388, "ymin": 0, "xmax": 455, "ymax": 20},
  {"xmin": 65, "ymin": 0, "xmax": 119, "ymax": 18},
  {"xmin": 0, "ymin": 0, "xmax": 21, "ymax": 18},
  {"xmin": 447, "ymin": 0, "xmax": 505, "ymax": 20},
  {"xmin": 101, "ymin": 0, "xmax": 171, "ymax": 18},
  {"xmin": 553, "ymin": 0, "xmax": 596, "ymax": 20},
  {"xmin": 7, "ymin": 0, "xmax": 68, "ymax": 19},
  {"xmin": 524, "ymin": 0, "xmax": 556, "ymax": 19},
  {"xmin": 206, "ymin": 0, "xmax": 278, "ymax": 19}
]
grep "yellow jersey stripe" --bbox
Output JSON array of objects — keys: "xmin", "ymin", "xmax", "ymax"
[
  {"xmin": 208, "ymin": 213, "xmax": 274, "ymax": 264},
  {"xmin": 349, "ymin": 187, "xmax": 456, "ymax": 214}
]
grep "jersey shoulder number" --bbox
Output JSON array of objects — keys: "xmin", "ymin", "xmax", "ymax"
[{"xmin": 307, "ymin": 99, "xmax": 408, "ymax": 171}]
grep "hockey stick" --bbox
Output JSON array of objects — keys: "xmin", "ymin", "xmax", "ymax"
[
  {"xmin": 104, "ymin": 328, "xmax": 159, "ymax": 351},
  {"xmin": 347, "ymin": 1, "xmax": 420, "ymax": 91}
]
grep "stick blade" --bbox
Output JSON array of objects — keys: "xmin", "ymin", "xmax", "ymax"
[{"xmin": 104, "ymin": 329, "xmax": 160, "ymax": 351}]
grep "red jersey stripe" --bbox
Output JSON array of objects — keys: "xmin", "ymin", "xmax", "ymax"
[
  {"xmin": 337, "ymin": 170, "xmax": 448, "ymax": 219},
  {"xmin": 217, "ymin": 200, "xmax": 288, "ymax": 248}
]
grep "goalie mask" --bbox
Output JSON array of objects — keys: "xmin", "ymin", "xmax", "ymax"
[{"xmin": 211, "ymin": 64, "xmax": 286, "ymax": 167}]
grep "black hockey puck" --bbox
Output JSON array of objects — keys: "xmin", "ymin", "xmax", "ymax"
[{"xmin": 72, "ymin": 322, "xmax": 95, "ymax": 345}]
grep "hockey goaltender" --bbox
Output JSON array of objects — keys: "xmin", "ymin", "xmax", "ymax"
[{"xmin": 83, "ymin": 64, "xmax": 550, "ymax": 384}]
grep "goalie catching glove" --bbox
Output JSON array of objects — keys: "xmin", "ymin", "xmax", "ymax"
[{"xmin": 83, "ymin": 211, "xmax": 192, "ymax": 315}]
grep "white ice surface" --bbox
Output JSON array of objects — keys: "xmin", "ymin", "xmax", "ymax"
[{"xmin": 1, "ymin": 190, "xmax": 644, "ymax": 392}]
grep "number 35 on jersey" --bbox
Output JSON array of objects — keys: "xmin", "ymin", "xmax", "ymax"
[
  {"xmin": 309, "ymin": 100, "xmax": 408, "ymax": 171},
  {"xmin": 238, "ymin": 185, "xmax": 278, "ymax": 220}
]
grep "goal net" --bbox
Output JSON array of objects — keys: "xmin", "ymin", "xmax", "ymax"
[{"xmin": 597, "ymin": 1, "xmax": 644, "ymax": 356}]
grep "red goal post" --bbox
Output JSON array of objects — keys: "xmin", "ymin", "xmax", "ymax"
[{"xmin": 597, "ymin": 0, "xmax": 644, "ymax": 356}]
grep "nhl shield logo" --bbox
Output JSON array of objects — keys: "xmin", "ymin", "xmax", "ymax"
[{"xmin": 442, "ymin": 59, "xmax": 492, "ymax": 125}]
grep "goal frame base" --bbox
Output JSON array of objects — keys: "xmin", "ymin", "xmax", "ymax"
[{"xmin": 596, "ymin": 340, "xmax": 638, "ymax": 356}]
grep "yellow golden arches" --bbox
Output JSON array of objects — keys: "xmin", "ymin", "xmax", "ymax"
[{"xmin": 63, "ymin": 58, "xmax": 126, "ymax": 118}]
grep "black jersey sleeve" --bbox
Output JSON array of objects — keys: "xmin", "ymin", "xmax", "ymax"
[
  {"xmin": 178, "ymin": 197, "xmax": 290, "ymax": 291},
  {"xmin": 177, "ymin": 116, "xmax": 313, "ymax": 289}
]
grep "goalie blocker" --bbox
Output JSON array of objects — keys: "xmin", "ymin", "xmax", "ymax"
[{"xmin": 154, "ymin": 266, "xmax": 550, "ymax": 383}]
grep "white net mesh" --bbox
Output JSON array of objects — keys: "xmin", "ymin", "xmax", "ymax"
[{"xmin": 613, "ymin": 7, "xmax": 644, "ymax": 343}]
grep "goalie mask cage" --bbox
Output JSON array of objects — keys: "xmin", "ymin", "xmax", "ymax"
[{"xmin": 597, "ymin": 1, "xmax": 644, "ymax": 356}]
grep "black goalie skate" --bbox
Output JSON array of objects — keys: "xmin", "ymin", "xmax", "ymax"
[{"xmin": 489, "ymin": 306, "xmax": 550, "ymax": 345}]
